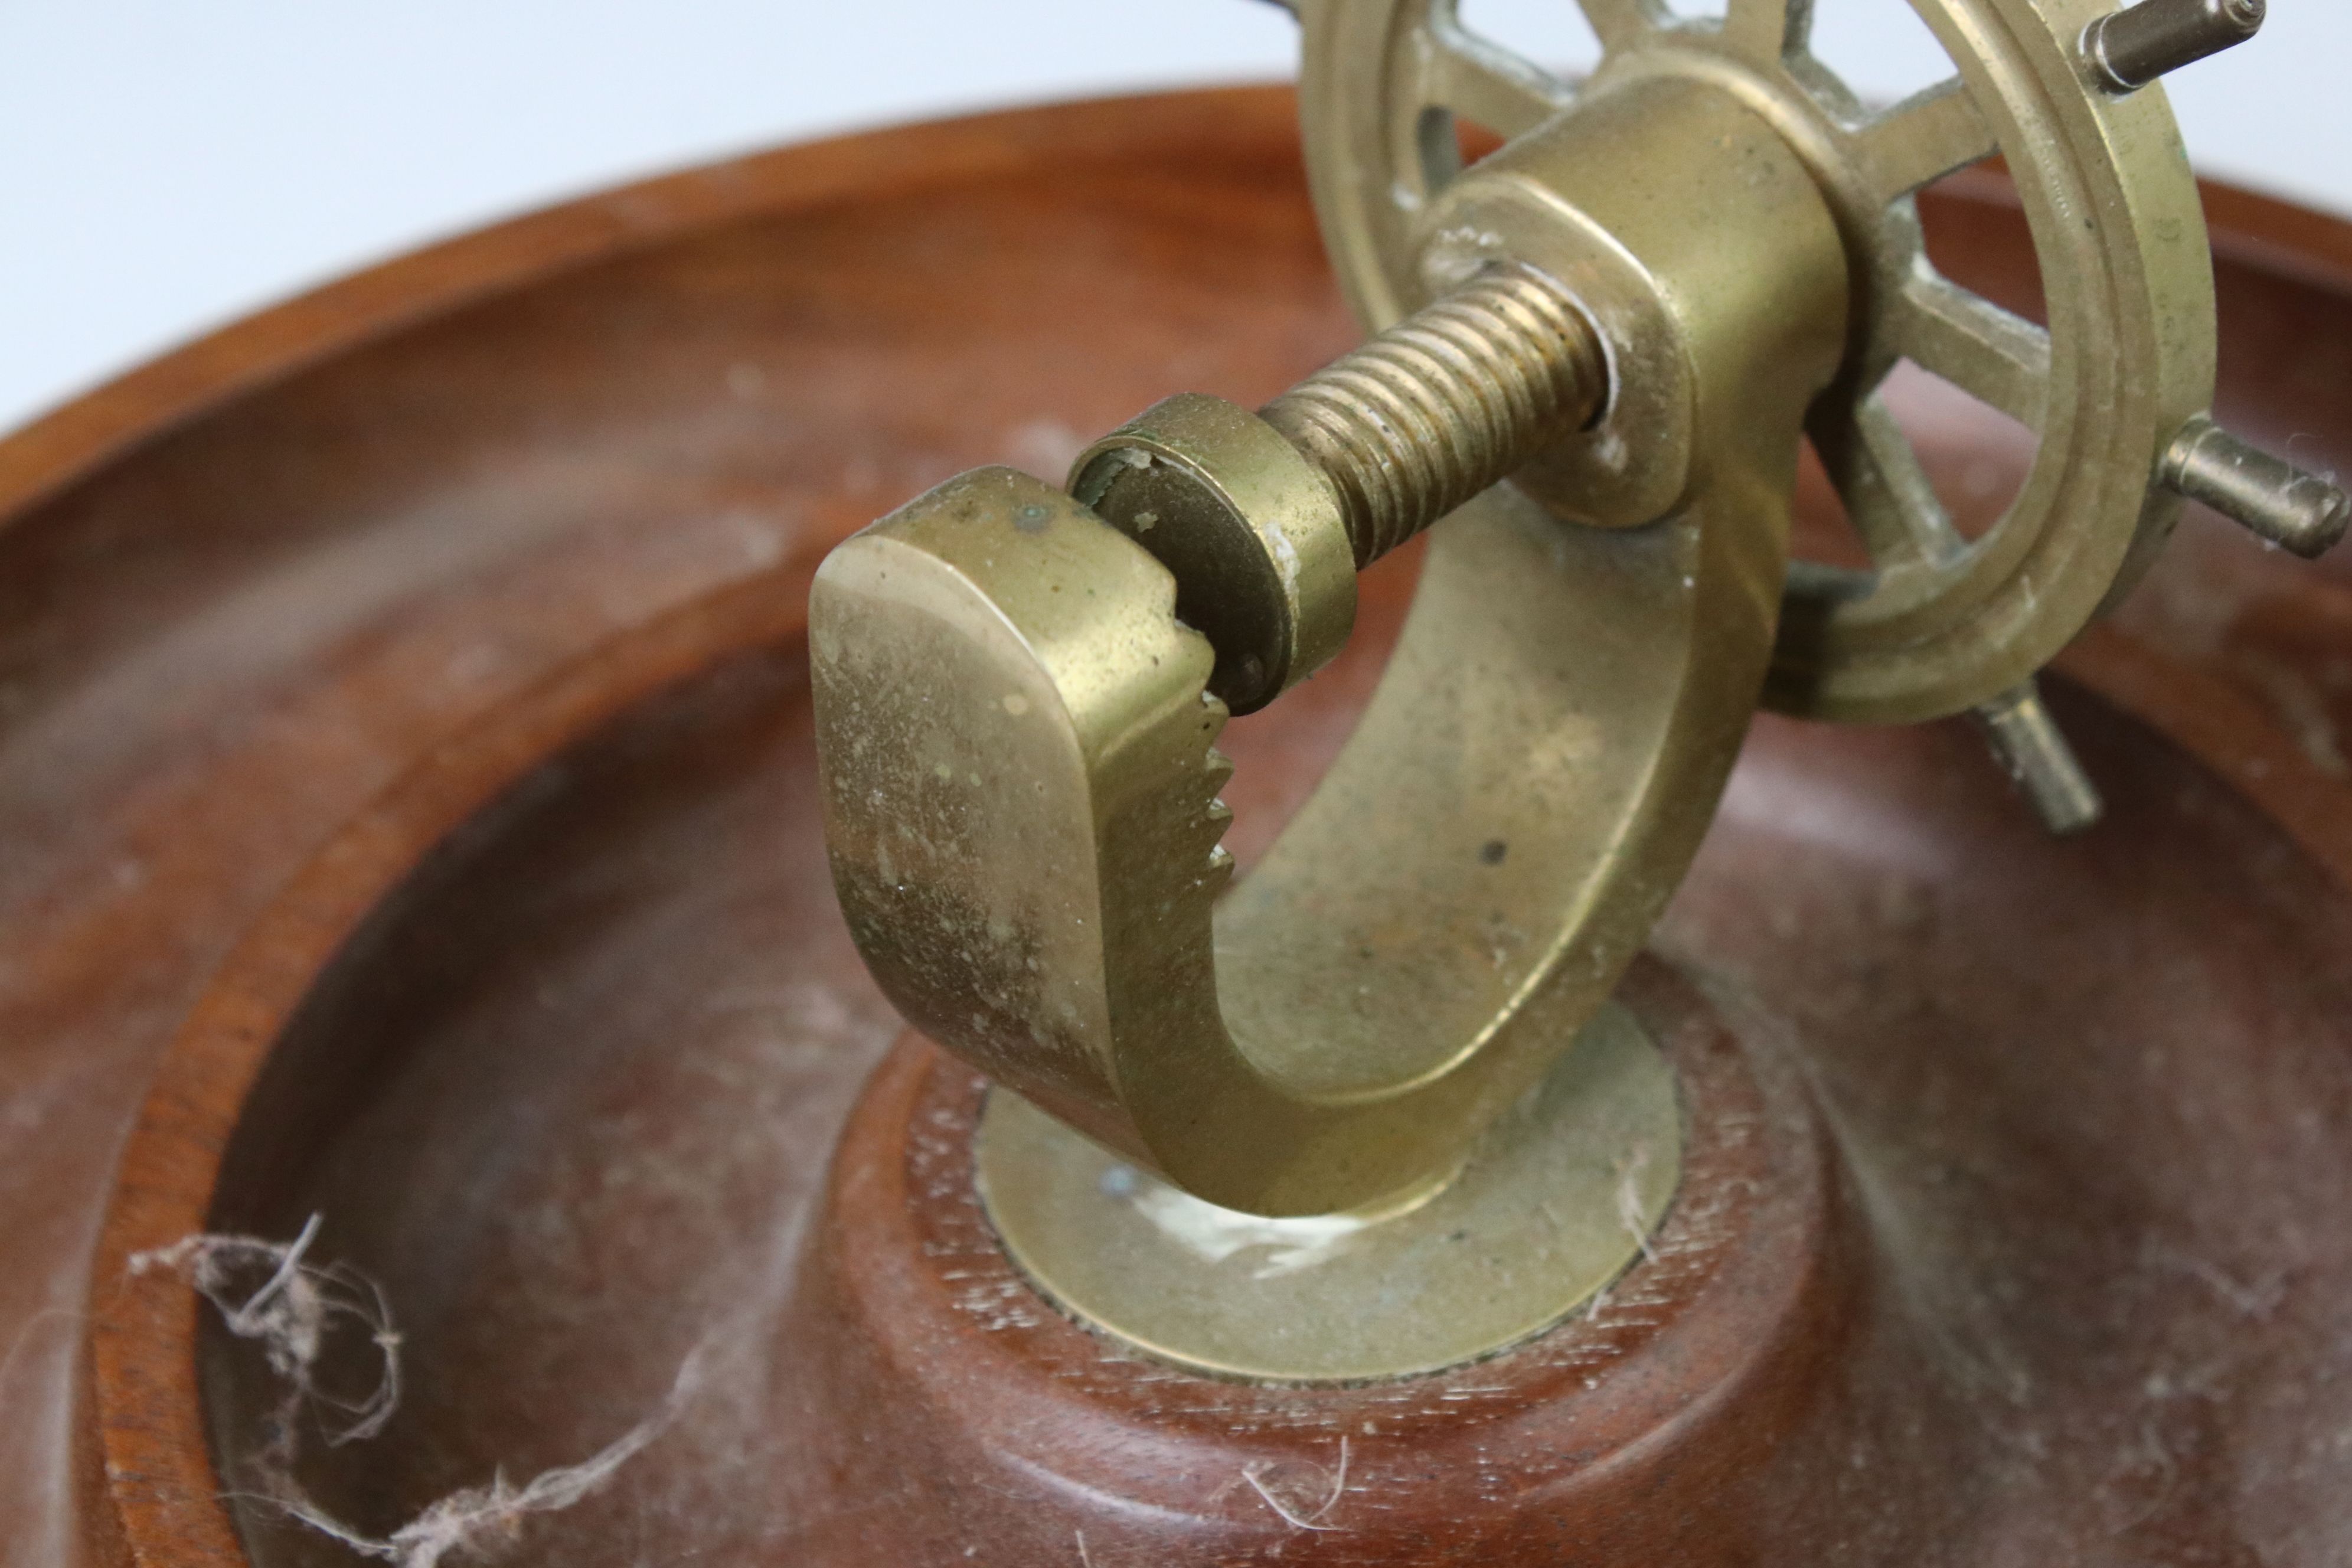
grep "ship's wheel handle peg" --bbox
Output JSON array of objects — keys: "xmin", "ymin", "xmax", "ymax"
[
  {"xmin": 2163, "ymin": 414, "xmax": 2351, "ymax": 558},
  {"xmin": 2083, "ymin": 0, "xmax": 2263, "ymax": 93}
]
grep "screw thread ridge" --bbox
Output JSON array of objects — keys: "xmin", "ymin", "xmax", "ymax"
[{"xmin": 1261, "ymin": 264, "xmax": 1606, "ymax": 566}]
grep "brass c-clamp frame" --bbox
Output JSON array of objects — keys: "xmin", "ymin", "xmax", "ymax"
[{"xmin": 809, "ymin": 0, "xmax": 2342, "ymax": 1380}]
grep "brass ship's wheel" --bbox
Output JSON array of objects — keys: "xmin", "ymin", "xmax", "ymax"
[{"xmin": 1296, "ymin": 0, "xmax": 2279, "ymax": 737}]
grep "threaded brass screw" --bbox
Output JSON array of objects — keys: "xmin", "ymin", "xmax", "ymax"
[{"xmin": 1261, "ymin": 264, "xmax": 1607, "ymax": 568}]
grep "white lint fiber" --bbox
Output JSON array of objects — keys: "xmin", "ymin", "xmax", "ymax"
[{"xmin": 131, "ymin": 1214, "xmax": 704, "ymax": 1568}]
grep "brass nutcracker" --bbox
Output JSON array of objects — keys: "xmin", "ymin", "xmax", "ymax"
[{"xmin": 807, "ymin": 0, "xmax": 2341, "ymax": 1380}]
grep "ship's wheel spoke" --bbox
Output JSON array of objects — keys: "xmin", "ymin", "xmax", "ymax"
[
  {"xmin": 1855, "ymin": 81, "xmax": 1998, "ymax": 204},
  {"xmin": 1423, "ymin": 23, "xmax": 1575, "ymax": 138},
  {"xmin": 1573, "ymin": 0, "xmax": 1668, "ymax": 52},
  {"xmin": 1721, "ymin": 0, "xmax": 1814, "ymax": 64},
  {"xmin": 1817, "ymin": 392, "xmax": 1968, "ymax": 570},
  {"xmin": 1892, "ymin": 271, "xmax": 2050, "ymax": 428}
]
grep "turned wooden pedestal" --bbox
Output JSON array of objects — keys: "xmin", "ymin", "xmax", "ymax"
[{"xmin": 5, "ymin": 87, "xmax": 2352, "ymax": 1567}]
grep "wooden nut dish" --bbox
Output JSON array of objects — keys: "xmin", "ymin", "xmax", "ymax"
[{"xmin": 5, "ymin": 55, "xmax": 2352, "ymax": 1568}]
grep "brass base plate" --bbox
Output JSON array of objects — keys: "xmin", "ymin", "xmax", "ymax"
[{"xmin": 975, "ymin": 1004, "xmax": 1683, "ymax": 1383}]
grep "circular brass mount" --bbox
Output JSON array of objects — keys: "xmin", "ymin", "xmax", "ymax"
[{"xmin": 978, "ymin": 1003, "xmax": 1679, "ymax": 1382}]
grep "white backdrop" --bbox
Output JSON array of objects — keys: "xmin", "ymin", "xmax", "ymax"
[{"xmin": 2, "ymin": 1, "xmax": 2346, "ymax": 436}]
